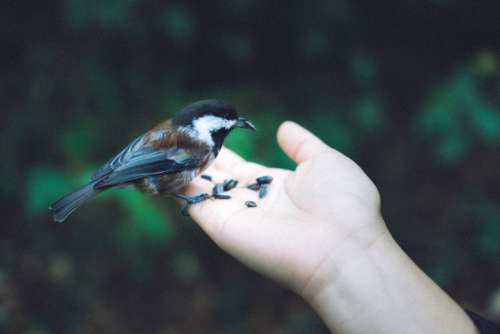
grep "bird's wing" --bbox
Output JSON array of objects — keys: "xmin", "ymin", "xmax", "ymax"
[
  {"xmin": 91, "ymin": 134, "xmax": 147, "ymax": 181},
  {"xmin": 94, "ymin": 146, "xmax": 201, "ymax": 189}
]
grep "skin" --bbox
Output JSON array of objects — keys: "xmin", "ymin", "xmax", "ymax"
[{"xmin": 183, "ymin": 121, "xmax": 478, "ymax": 334}]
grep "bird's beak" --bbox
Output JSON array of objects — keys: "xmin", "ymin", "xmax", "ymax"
[{"xmin": 235, "ymin": 117, "xmax": 256, "ymax": 131}]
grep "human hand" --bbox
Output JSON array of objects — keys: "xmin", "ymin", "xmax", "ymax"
[
  {"xmin": 183, "ymin": 121, "xmax": 389, "ymax": 298},
  {"xmin": 184, "ymin": 121, "xmax": 477, "ymax": 334}
]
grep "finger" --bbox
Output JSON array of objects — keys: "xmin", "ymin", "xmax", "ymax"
[{"xmin": 277, "ymin": 121, "xmax": 332, "ymax": 164}]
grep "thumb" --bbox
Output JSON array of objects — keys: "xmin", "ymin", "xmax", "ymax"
[{"xmin": 277, "ymin": 121, "xmax": 332, "ymax": 164}]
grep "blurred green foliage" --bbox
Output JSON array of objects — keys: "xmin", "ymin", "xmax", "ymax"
[
  {"xmin": 417, "ymin": 67, "xmax": 500, "ymax": 164},
  {"xmin": 65, "ymin": 0, "xmax": 138, "ymax": 30},
  {"xmin": 469, "ymin": 199, "xmax": 500, "ymax": 259},
  {"xmin": 1, "ymin": 0, "xmax": 499, "ymax": 332},
  {"xmin": 161, "ymin": 5, "xmax": 196, "ymax": 44},
  {"xmin": 26, "ymin": 167, "xmax": 73, "ymax": 216}
]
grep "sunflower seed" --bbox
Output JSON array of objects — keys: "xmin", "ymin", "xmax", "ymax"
[
  {"xmin": 212, "ymin": 184, "xmax": 224, "ymax": 196},
  {"xmin": 256, "ymin": 175, "xmax": 273, "ymax": 185},
  {"xmin": 214, "ymin": 194, "xmax": 231, "ymax": 200},
  {"xmin": 201, "ymin": 174, "xmax": 213, "ymax": 181},
  {"xmin": 245, "ymin": 200, "xmax": 257, "ymax": 208},
  {"xmin": 246, "ymin": 183, "xmax": 260, "ymax": 191},
  {"xmin": 223, "ymin": 179, "xmax": 239, "ymax": 191},
  {"xmin": 258, "ymin": 184, "xmax": 268, "ymax": 199}
]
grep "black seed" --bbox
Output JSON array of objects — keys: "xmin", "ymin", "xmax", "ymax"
[
  {"xmin": 212, "ymin": 184, "xmax": 224, "ymax": 196},
  {"xmin": 245, "ymin": 201, "xmax": 257, "ymax": 208},
  {"xmin": 214, "ymin": 194, "xmax": 231, "ymax": 200},
  {"xmin": 247, "ymin": 183, "xmax": 260, "ymax": 191},
  {"xmin": 196, "ymin": 193, "xmax": 211, "ymax": 202},
  {"xmin": 201, "ymin": 174, "xmax": 213, "ymax": 181},
  {"xmin": 223, "ymin": 179, "xmax": 239, "ymax": 191},
  {"xmin": 256, "ymin": 175, "xmax": 273, "ymax": 185},
  {"xmin": 258, "ymin": 185, "xmax": 268, "ymax": 199}
]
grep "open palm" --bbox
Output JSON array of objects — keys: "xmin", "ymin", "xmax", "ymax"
[{"xmin": 183, "ymin": 121, "xmax": 387, "ymax": 297}]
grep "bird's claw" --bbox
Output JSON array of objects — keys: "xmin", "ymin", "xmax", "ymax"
[
  {"xmin": 178, "ymin": 193, "xmax": 210, "ymax": 217},
  {"xmin": 180, "ymin": 203, "xmax": 190, "ymax": 217},
  {"xmin": 186, "ymin": 193, "xmax": 210, "ymax": 204}
]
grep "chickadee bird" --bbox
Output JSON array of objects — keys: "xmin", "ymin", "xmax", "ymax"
[{"xmin": 49, "ymin": 99, "xmax": 256, "ymax": 222}]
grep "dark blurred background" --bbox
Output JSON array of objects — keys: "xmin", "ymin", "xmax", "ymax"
[{"xmin": 1, "ymin": 0, "xmax": 499, "ymax": 333}]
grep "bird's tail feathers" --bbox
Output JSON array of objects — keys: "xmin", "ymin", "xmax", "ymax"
[{"xmin": 49, "ymin": 182, "xmax": 99, "ymax": 223}]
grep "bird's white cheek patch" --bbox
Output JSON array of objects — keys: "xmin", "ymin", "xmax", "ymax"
[{"xmin": 189, "ymin": 116, "xmax": 236, "ymax": 146}]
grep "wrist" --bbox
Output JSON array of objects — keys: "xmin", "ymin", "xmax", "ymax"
[
  {"xmin": 302, "ymin": 225, "xmax": 477, "ymax": 334},
  {"xmin": 299, "ymin": 217, "xmax": 392, "ymax": 304},
  {"xmin": 305, "ymin": 230, "xmax": 400, "ymax": 332},
  {"xmin": 300, "ymin": 221, "xmax": 393, "ymax": 305}
]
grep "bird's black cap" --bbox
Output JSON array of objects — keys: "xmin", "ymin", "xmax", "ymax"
[{"xmin": 173, "ymin": 100, "xmax": 238, "ymax": 127}]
